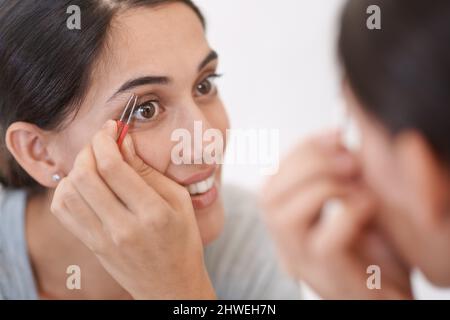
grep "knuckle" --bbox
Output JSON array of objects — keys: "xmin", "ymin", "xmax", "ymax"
[
  {"xmin": 70, "ymin": 167, "xmax": 91, "ymax": 187},
  {"xmin": 62, "ymin": 189, "xmax": 80, "ymax": 208},
  {"xmin": 88, "ymin": 235, "xmax": 109, "ymax": 255},
  {"xmin": 180, "ymin": 200, "xmax": 194, "ymax": 216},
  {"xmin": 51, "ymin": 179, "xmax": 71, "ymax": 215},
  {"xmin": 97, "ymin": 157, "xmax": 121, "ymax": 177},
  {"xmin": 153, "ymin": 212, "xmax": 173, "ymax": 231},
  {"xmin": 137, "ymin": 162, "xmax": 156, "ymax": 179},
  {"xmin": 178, "ymin": 188, "xmax": 193, "ymax": 210},
  {"xmin": 179, "ymin": 186, "xmax": 191, "ymax": 200},
  {"xmin": 170, "ymin": 186, "xmax": 193, "ymax": 212},
  {"xmin": 110, "ymin": 225, "xmax": 135, "ymax": 247},
  {"xmin": 142, "ymin": 206, "xmax": 173, "ymax": 231},
  {"xmin": 158, "ymin": 184, "xmax": 192, "ymax": 214},
  {"xmin": 50, "ymin": 196, "xmax": 65, "ymax": 216}
]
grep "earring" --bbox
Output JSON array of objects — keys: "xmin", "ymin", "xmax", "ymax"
[{"xmin": 52, "ymin": 174, "xmax": 61, "ymax": 182}]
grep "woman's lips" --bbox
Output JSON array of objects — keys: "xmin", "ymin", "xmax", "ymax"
[
  {"xmin": 180, "ymin": 167, "xmax": 216, "ymax": 186},
  {"xmin": 181, "ymin": 169, "xmax": 218, "ymax": 210},
  {"xmin": 190, "ymin": 183, "xmax": 218, "ymax": 210}
]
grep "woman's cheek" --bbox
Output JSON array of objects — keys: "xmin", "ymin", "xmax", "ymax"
[{"xmin": 206, "ymin": 101, "xmax": 230, "ymax": 149}]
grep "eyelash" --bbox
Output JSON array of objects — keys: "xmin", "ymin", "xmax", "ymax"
[{"xmin": 194, "ymin": 73, "xmax": 222, "ymax": 97}]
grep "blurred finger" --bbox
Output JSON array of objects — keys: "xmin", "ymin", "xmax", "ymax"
[
  {"xmin": 268, "ymin": 178, "xmax": 356, "ymax": 239},
  {"xmin": 312, "ymin": 188, "xmax": 377, "ymax": 253},
  {"xmin": 263, "ymin": 131, "xmax": 359, "ymax": 207}
]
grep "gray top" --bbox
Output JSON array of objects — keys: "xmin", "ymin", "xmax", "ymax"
[{"xmin": 0, "ymin": 185, "xmax": 300, "ymax": 300}]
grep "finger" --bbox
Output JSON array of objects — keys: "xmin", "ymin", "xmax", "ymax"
[
  {"xmin": 69, "ymin": 144, "xmax": 132, "ymax": 229},
  {"xmin": 312, "ymin": 187, "xmax": 377, "ymax": 253},
  {"xmin": 121, "ymin": 133, "xmax": 190, "ymax": 211},
  {"xmin": 267, "ymin": 178, "xmax": 356, "ymax": 240},
  {"xmin": 263, "ymin": 133, "xmax": 359, "ymax": 208},
  {"xmin": 51, "ymin": 178, "xmax": 107, "ymax": 252},
  {"xmin": 90, "ymin": 121, "xmax": 169, "ymax": 216}
]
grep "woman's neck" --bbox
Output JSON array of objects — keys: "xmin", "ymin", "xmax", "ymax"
[{"xmin": 26, "ymin": 190, "xmax": 132, "ymax": 300}]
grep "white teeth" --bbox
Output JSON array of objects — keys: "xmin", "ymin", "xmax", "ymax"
[
  {"xmin": 197, "ymin": 181, "xmax": 208, "ymax": 194},
  {"xmin": 188, "ymin": 184, "xmax": 198, "ymax": 195},
  {"xmin": 186, "ymin": 175, "xmax": 215, "ymax": 196}
]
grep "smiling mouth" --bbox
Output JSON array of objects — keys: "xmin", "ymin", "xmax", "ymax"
[{"xmin": 185, "ymin": 174, "xmax": 215, "ymax": 196}]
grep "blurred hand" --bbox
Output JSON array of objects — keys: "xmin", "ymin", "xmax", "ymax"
[
  {"xmin": 51, "ymin": 120, "xmax": 215, "ymax": 299},
  {"xmin": 261, "ymin": 130, "xmax": 412, "ymax": 299}
]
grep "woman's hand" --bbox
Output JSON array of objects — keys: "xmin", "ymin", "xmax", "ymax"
[
  {"xmin": 51, "ymin": 120, "xmax": 215, "ymax": 300},
  {"xmin": 261, "ymin": 131, "xmax": 412, "ymax": 299}
]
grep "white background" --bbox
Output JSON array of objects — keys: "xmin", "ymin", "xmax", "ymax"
[
  {"xmin": 195, "ymin": 0, "xmax": 346, "ymax": 190},
  {"xmin": 194, "ymin": 0, "xmax": 450, "ymax": 300}
]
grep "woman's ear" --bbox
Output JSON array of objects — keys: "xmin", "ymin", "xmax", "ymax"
[
  {"xmin": 395, "ymin": 131, "xmax": 450, "ymax": 227},
  {"xmin": 5, "ymin": 122, "xmax": 60, "ymax": 188}
]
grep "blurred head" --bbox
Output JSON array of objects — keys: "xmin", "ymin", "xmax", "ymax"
[
  {"xmin": 0, "ymin": 0, "xmax": 228, "ymax": 244},
  {"xmin": 339, "ymin": 0, "xmax": 450, "ymax": 285}
]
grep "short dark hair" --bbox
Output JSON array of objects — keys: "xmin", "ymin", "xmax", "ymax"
[
  {"xmin": 339, "ymin": 0, "xmax": 450, "ymax": 165},
  {"xmin": 0, "ymin": 0, "xmax": 204, "ymax": 192}
]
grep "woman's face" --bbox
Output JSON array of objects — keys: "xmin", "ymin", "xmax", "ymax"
[
  {"xmin": 50, "ymin": 3, "xmax": 229, "ymax": 245},
  {"xmin": 343, "ymin": 82, "xmax": 450, "ymax": 285}
]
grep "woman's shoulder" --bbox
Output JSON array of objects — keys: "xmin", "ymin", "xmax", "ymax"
[
  {"xmin": 204, "ymin": 184, "xmax": 300, "ymax": 300},
  {"xmin": 0, "ymin": 188, "xmax": 28, "ymax": 240},
  {"xmin": 222, "ymin": 184, "xmax": 260, "ymax": 224},
  {"xmin": 217, "ymin": 185, "xmax": 269, "ymax": 259},
  {"xmin": 0, "ymin": 187, "xmax": 38, "ymax": 300},
  {"xmin": 0, "ymin": 187, "xmax": 27, "ymax": 233}
]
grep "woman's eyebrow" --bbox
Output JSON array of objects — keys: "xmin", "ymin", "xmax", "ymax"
[
  {"xmin": 198, "ymin": 50, "xmax": 218, "ymax": 71},
  {"xmin": 108, "ymin": 76, "xmax": 170, "ymax": 102},
  {"xmin": 108, "ymin": 50, "xmax": 218, "ymax": 102}
]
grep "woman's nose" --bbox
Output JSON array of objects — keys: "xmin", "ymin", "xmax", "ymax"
[{"xmin": 173, "ymin": 102, "xmax": 217, "ymax": 165}]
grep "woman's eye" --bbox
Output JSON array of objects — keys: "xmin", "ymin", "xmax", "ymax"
[
  {"xmin": 132, "ymin": 100, "xmax": 161, "ymax": 121},
  {"xmin": 195, "ymin": 74, "xmax": 221, "ymax": 97}
]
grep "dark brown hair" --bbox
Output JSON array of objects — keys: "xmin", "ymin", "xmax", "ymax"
[
  {"xmin": 0, "ymin": 0, "xmax": 204, "ymax": 192},
  {"xmin": 339, "ymin": 0, "xmax": 450, "ymax": 165}
]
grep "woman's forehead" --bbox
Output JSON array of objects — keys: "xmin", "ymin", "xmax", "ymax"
[
  {"xmin": 92, "ymin": 3, "xmax": 210, "ymax": 90},
  {"xmin": 109, "ymin": 4, "xmax": 206, "ymax": 64}
]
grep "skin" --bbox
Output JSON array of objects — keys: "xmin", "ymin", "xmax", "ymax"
[
  {"xmin": 261, "ymin": 81, "xmax": 450, "ymax": 299},
  {"xmin": 6, "ymin": 3, "xmax": 229, "ymax": 299}
]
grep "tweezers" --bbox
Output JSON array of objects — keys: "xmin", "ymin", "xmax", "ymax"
[{"xmin": 116, "ymin": 94, "xmax": 138, "ymax": 148}]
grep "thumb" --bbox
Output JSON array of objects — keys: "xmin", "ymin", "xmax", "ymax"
[{"xmin": 121, "ymin": 134, "xmax": 148, "ymax": 174}]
